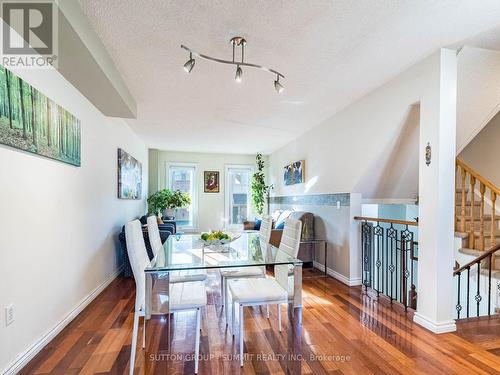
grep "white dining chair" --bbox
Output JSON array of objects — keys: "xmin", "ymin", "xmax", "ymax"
[
  {"xmin": 126, "ymin": 219, "xmax": 207, "ymax": 374},
  {"xmin": 146, "ymin": 215, "xmax": 207, "ymax": 283},
  {"xmin": 220, "ymin": 216, "xmax": 272, "ymax": 312},
  {"xmin": 227, "ymin": 218, "xmax": 302, "ymax": 367}
]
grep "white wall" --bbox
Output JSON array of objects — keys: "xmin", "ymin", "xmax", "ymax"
[
  {"xmin": 149, "ymin": 150, "xmax": 263, "ymax": 232},
  {"xmin": 267, "ymin": 51, "xmax": 433, "ymax": 200},
  {"xmin": 0, "ymin": 67, "xmax": 147, "ymax": 373},
  {"xmin": 456, "ymin": 47, "xmax": 500, "ymax": 154},
  {"xmin": 459, "ymin": 110, "xmax": 500, "ymax": 187}
]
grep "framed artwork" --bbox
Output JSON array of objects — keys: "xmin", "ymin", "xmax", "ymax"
[
  {"xmin": 284, "ymin": 160, "xmax": 305, "ymax": 186},
  {"xmin": 0, "ymin": 66, "xmax": 81, "ymax": 166},
  {"xmin": 204, "ymin": 171, "xmax": 219, "ymax": 193},
  {"xmin": 118, "ymin": 148, "xmax": 142, "ymax": 199}
]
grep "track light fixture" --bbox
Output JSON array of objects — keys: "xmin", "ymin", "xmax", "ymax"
[
  {"xmin": 235, "ymin": 65, "xmax": 243, "ymax": 82},
  {"xmin": 181, "ymin": 36, "xmax": 285, "ymax": 92},
  {"xmin": 183, "ymin": 52, "xmax": 195, "ymax": 73},
  {"xmin": 274, "ymin": 75, "xmax": 284, "ymax": 93}
]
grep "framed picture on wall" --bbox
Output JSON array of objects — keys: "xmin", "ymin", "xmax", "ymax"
[
  {"xmin": 284, "ymin": 160, "xmax": 305, "ymax": 185},
  {"xmin": 204, "ymin": 171, "xmax": 219, "ymax": 193},
  {"xmin": 118, "ymin": 148, "xmax": 142, "ymax": 199},
  {"xmin": 0, "ymin": 66, "xmax": 81, "ymax": 166}
]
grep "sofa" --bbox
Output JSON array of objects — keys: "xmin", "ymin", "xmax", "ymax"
[
  {"xmin": 244, "ymin": 210, "xmax": 315, "ymax": 264},
  {"xmin": 119, "ymin": 215, "xmax": 177, "ymax": 278}
]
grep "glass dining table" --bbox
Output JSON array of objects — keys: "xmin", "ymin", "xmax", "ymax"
[
  {"xmin": 144, "ymin": 231, "xmax": 304, "ymax": 317},
  {"xmin": 143, "ymin": 232, "xmax": 304, "ymax": 373}
]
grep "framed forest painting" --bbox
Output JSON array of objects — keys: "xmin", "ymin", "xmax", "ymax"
[
  {"xmin": 118, "ymin": 148, "xmax": 142, "ymax": 199},
  {"xmin": 0, "ymin": 66, "xmax": 81, "ymax": 166}
]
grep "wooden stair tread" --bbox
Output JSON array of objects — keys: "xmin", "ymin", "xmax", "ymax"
[
  {"xmin": 457, "ymin": 215, "xmax": 500, "ymax": 221},
  {"xmin": 455, "ymin": 201, "xmax": 482, "ymax": 207},
  {"xmin": 471, "ymin": 231, "xmax": 500, "ymax": 238},
  {"xmin": 458, "ymin": 247, "xmax": 484, "ymax": 257},
  {"xmin": 455, "ymin": 231, "xmax": 469, "ymax": 239}
]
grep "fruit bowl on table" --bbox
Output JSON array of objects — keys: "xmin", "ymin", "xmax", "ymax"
[{"xmin": 200, "ymin": 231, "xmax": 239, "ymax": 246}]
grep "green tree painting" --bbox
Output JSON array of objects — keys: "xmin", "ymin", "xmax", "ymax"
[{"xmin": 0, "ymin": 66, "xmax": 81, "ymax": 166}]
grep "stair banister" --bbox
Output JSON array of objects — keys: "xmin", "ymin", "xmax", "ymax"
[{"xmin": 456, "ymin": 159, "xmax": 500, "ymax": 251}]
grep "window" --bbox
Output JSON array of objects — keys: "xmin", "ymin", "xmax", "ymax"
[
  {"xmin": 225, "ymin": 165, "xmax": 253, "ymax": 227},
  {"xmin": 168, "ymin": 163, "xmax": 197, "ymax": 229}
]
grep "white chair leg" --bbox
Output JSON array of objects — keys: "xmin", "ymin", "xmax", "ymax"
[
  {"xmin": 195, "ymin": 308, "xmax": 201, "ymax": 374},
  {"xmin": 224, "ymin": 278, "xmax": 229, "ymax": 326},
  {"xmin": 278, "ymin": 304, "xmax": 282, "ymax": 332},
  {"xmin": 129, "ymin": 312, "xmax": 139, "ymax": 375},
  {"xmin": 239, "ymin": 305, "xmax": 244, "ymax": 368},
  {"xmin": 232, "ymin": 301, "xmax": 237, "ymax": 336},
  {"xmin": 221, "ymin": 274, "xmax": 225, "ymax": 306},
  {"xmin": 266, "ymin": 305, "xmax": 269, "ymax": 318},
  {"xmin": 142, "ymin": 316, "xmax": 146, "ymax": 348}
]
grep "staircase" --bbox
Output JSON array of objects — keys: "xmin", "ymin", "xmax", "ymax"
[
  {"xmin": 456, "ymin": 160, "xmax": 500, "ymax": 247},
  {"xmin": 454, "ymin": 159, "xmax": 500, "ymax": 318}
]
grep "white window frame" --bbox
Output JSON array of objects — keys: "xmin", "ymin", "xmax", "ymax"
[
  {"xmin": 166, "ymin": 162, "xmax": 198, "ymax": 232},
  {"xmin": 224, "ymin": 164, "xmax": 254, "ymax": 229}
]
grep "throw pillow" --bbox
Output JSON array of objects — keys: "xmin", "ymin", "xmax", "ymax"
[
  {"xmin": 254, "ymin": 219, "xmax": 262, "ymax": 230},
  {"xmin": 275, "ymin": 221, "xmax": 285, "ymax": 229}
]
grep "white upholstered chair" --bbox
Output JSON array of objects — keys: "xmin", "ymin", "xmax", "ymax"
[
  {"xmin": 220, "ymin": 216, "xmax": 272, "ymax": 310},
  {"xmin": 146, "ymin": 215, "xmax": 207, "ymax": 283},
  {"xmin": 227, "ymin": 217, "xmax": 302, "ymax": 367},
  {"xmin": 126, "ymin": 219, "xmax": 207, "ymax": 374}
]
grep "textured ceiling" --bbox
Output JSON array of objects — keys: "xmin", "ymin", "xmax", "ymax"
[{"xmin": 79, "ymin": 0, "xmax": 500, "ymax": 154}]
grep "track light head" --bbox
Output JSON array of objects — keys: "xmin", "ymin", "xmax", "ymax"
[
  {"xmin": 274, "ymin": 76, "xmax": 284, "ymax": 93},
  {"xmin": 235, "ymin": 65, "xmax": 243, "ymax": 82},
  {"xmin": 183, "ymin": 53, "xmax": 195, "ymax": 73}
]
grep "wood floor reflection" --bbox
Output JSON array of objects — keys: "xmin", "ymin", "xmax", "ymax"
[{"xmin": 21, "ymin": 269, "xmax": 500, "ymax": 374}]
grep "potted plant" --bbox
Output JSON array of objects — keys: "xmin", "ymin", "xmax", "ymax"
[
  {"xmin": 251, "ymin": 153, "xmax": 273, "ymax": 216},
  {"xmin": 147, "ymin": 189, "xmax": 191, "ymax": 221}
]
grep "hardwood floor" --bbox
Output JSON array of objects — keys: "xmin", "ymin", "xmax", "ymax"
[{"xmin": 20, "ymin": 269, "xmax": 500, "ymax": 374}]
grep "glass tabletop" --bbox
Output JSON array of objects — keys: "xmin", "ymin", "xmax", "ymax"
[{"xmin": 145, "ymin": 232, "xmax": 303, "ymax": 272}]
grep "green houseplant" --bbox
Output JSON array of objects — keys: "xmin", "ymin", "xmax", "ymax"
[
  {"xmin": 147, "ymin": 189, "xmax": 191, "ymax": 219},
  {"xmin": 251, "ymin": 153, "xmax": 273, "ymax": 216}
]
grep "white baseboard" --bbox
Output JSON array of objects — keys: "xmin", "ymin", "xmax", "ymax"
[
  {"xmin": 413, "ymin": 312, "xmax": 457, "ymax": 334},
  {"xmin": 1, "ymin": 266, "xmax": 123, "ymax": 375},
  {"xmin": 313, "ymin": 261, "xmax": 362, "ymax": 286}
]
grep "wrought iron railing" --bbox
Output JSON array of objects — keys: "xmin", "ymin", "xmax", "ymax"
[
  {"xmin": 355, "ymin": 216, "xmax": 419, "ymax": 311},
  {"xmin": 453, "ymin": 243, "xmax": 500, "ymax": 319}
]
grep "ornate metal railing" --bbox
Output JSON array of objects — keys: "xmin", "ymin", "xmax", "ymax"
[
  {"xmin": 453, "ymin": 243, "xmax": 500, "ymax": 319},
  {"xmin": 355, "ymin": 216, "xmax": 419, "ymax": 311}
]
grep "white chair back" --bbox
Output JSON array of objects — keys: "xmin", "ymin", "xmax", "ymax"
[
  {"xmin": 147, "ymin": 215, "xmax": 163, "ymax": 257},
  {"xmin": 125, "ymin": 220, "xmax": 150, "ymax": 311},
  {"xmin": 274, "ymin": 218, "xmax": 302, "ymax": 295},
  {"xmin": 278, "ymin": 218, "xmax": 302, "ymax": 258},
  {"xmin": 258, "ymin": 215, "xmax": 272, "ymax": 244}
]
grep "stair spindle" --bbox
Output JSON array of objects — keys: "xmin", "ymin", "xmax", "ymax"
[
  {"xmin": 491, "ymin": 192, "xmax": 497, "ymax": 247},
  {"xmin": 460, "ymin": 167, "xmax": 466, "ymax": 232},
  {"xmin": 469, "ymin": 176, "xmax": 476, "ymax": 249},
  {"xmin": 480, "ymin": 183, "xmax": 486, "ymax": 251}
]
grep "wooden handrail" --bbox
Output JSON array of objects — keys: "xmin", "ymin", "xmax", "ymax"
[
  {"xmin": 453, "ymin": 242, "xmax": 500, "ymax": 275},
  {"xmin": 354, "ymin": 216, "xmax": 418, "ymax": 227},
  {"xmin": 456, "ymin": 159, "xmax": 500, "ymax": 196}
]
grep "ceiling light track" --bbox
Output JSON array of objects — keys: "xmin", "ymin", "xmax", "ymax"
[{"xmin": 181, "ymin": 36, "xmax": 285, "ymax": 93}]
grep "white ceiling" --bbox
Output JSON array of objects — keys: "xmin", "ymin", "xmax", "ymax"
[{"xmin": 79, "ymin": 0, "xmax": 500, "ymax": 154}]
